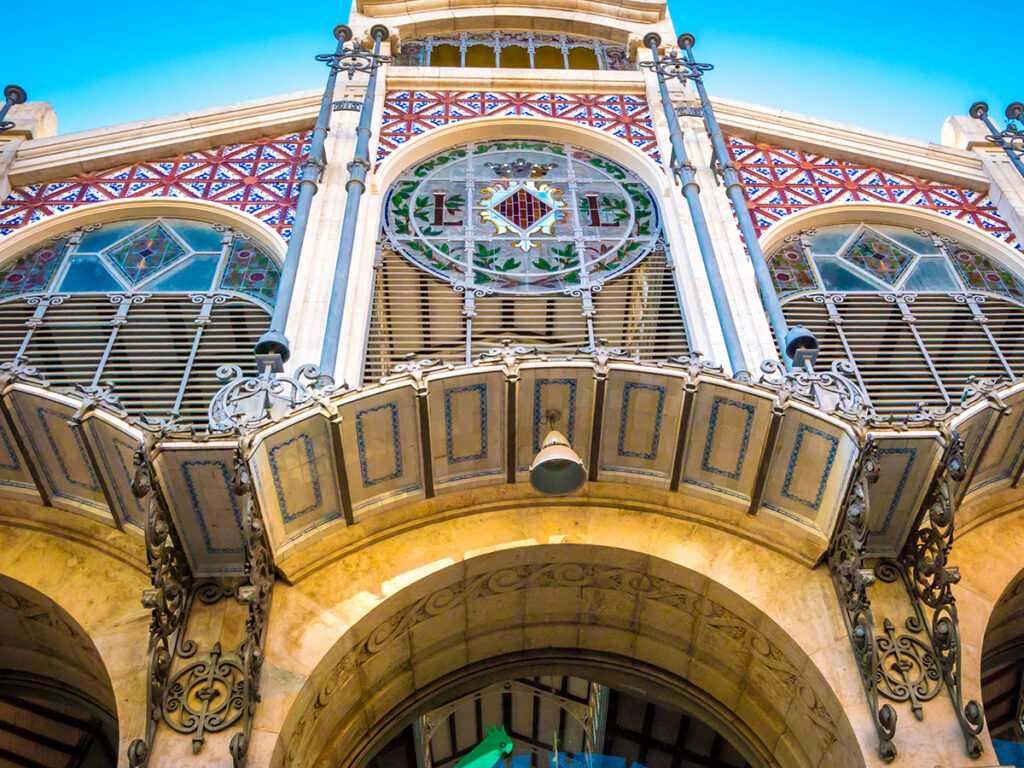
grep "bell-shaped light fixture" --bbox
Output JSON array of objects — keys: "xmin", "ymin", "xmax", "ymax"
[{"xmin": 529, "ymin": 410, "xmax": 587, "ymax": 496}]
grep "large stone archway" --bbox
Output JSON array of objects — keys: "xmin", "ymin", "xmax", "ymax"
[
  {"xmin": 0, "ymin": 499, "xmax": 150, "ymax": 763},
  {"xmin": 270, "ymin": 535, "xmax": 863, "ymax": 768}
]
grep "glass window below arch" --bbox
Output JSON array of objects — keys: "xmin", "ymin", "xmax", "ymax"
[
  {"xmin": 768, "ymin": 222, "xmax": 1024, "ymax": 414},
  {"xmin": 393, "ymin": 32, "xmax": 635, "ymax": 71},
  {"xmin": 0, "ymin": 216, "xmax": 281, "ymax": 423}
]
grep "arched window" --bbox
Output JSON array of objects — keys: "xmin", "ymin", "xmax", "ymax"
[
  {"xmin": 768, "ymin": 221, "xmax": 1024, "ymax": 413},
  {"xmin": 365, "ymin": 139, "xmax": 686, "ymax": 381},
  {"xmin": 393, "ymin": 32, "xmax": 635, "ymax": 71},
  {"xmin": 0, "ymin": 216, "xmax": 280, "ymax": 423}
]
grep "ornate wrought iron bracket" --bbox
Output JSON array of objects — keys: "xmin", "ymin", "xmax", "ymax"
[
  {"xmin": 898, "ymin": 432, "xmax": 985, "ymax": 758},
  {"xmin": 208, "ymin": 363, "xmax": 338, "ymax": 432},
  {"xmin": 128, "ymin": 447, "xmax": 196, "ymax": 768},
  {"xmin": 828, "ymin": 440, "xmax": 898, "ymax": 761},
  {"xmin": 228, "ymin": 449, "xmax": 275, "ymax": 768}
]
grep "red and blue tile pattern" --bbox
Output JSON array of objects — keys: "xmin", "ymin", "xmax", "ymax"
[
  {"xmin": 378, "ymin": 91, "xmax": 660, "ymax": 163},
  {"xmin": 727, "ymin": 136, "xmax": 1015, "ymax": 244},
  {"xmin": 0, "ymin": 132, "xmax": 311, "ymax": 240}
]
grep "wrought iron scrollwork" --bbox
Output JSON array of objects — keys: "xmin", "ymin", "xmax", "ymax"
[
  {"xmin": 208, "ymin": 363, "xmax": 337, "ymax": 432},
  {"xmin": 128, "ymin": 447, "xmax": 195, "ymax": 768},
  {"xmin": 828, "ymin": 440, "xmax": 898, "ymax": 761},
  {"xmin": 899, "ymin": 433, "xmax": 985, "ymax": 757},
  {"xmin": 759, "ymin": 358, "xmax": 875, "ymax": 420},
  {"xmin": 229, "ymin": 449, "xmax": 275, "ymax": 768},
  {"xmin": 163, "ymin": 642, "xmax": 245, "ymax": 752}
]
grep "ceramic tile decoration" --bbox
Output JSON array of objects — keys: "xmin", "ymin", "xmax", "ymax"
[
  {"xmin": 727, "ymin": 136, "xmax": 1015, "ymax": 244},
  {"xmin": 0, "ymin": 132, "xmax": 311, "ymax": 239},
  {"xmin": 378, "ymin": 92, "xmax": 660, "ymax": 163}
]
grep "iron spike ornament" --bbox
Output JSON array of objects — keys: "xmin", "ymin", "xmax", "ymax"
[{"xmin": 0, "ymin": 84, "xmax": 27, "ymax": 134}]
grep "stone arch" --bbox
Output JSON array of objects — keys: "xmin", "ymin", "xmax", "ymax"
[
  {"xmin": 953, "ymin": 506, "xmax": 1024, "ymax": 761},
  {"xmin": 0, "ymin": 197, "xmax": 287, "ymax": 265},
  {"xmin": 272, "ymin": 541, "xmax": 862, "ymax": 768},
  {"xmin": 0, "ymin": 502, "xmax": 150, "ymax": 762}
]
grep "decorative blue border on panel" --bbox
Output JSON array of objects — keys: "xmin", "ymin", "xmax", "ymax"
[
  {"xmin": 36, "ymin": 407, "xmax": 99, "ymax": 492},
  {"xmin": 355, "ymin": 402, "xmax": 403, "ymax": 486},
  {"xmin": 869, "ymin": 447, "xmax": 917, "ymax": 537},
  {"xmin": 268, "ymin": 434, "xmax": 324, "ymax": 523},
  {"xmin": 181, "ymin": 460, "xmax": 244, "ymax": 555},
  {"xmin": 444, "ymin": 384, "xmax": 487, "ymax": 464},
  {"xmin": 781, "ymin": 423, "xmax": 839, "ymax": 511},
  {"xmin": 352, "ymin": 482, "xmax": 422, "ymax": 512},
  {"xmin": 0, "ymin": 420, "xmax": 20, "ymax": 473},
  {"xmin": 617, "ymin": 382, "xmax": 666, "ymax": 460},
  {"xmin": 701, "ymin": 397, "xmax": 754, "ymax": 480},
  {"xmin": 532, "ymin": 378, "xmax": 578, "ymax": 453}
]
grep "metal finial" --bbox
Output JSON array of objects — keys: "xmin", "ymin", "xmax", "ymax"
[
  {"xmin": 642, "ymin": 32, "xmax": 662, "ymax": 49},
  {"xmin": 968, "ymin": 101, "xmax": 989, "ymax": 119},
  {"xmin": 677, "ymin": 32, "xmax": 696, "ymax": 50},
  {"xmin": 1006, "ymin": 102, "xmax": 1024, "ymax": 121},
  {"xmin": 370, "ymin": 24, "xmax": 390, "ymax": 42},
  {"xmin": 334, "ymin": 24, "xmax": 353, "ymax": 42},
  {"xmin": 3, "ymin": 85, "xmax": 26, "ymax": 105}
]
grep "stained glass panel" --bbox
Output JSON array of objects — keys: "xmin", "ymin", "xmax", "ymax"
[
  {"xmin": 948, "ymin": 244, "xmax": 1024, "ymax": 299},
  {"xmin": 840, "ymin": 230, "xmax": 914, "ymax": 285},
  {"xmin": 0, "ymin": 240, "xmax": 64, "ymax": 297},
  {"xmin": 105, "ymin": 223, "xmax": 188, "ymax": 284},
  {"xmin": 383, "ymin": 139, "xmax": 660, "ymax": 293},
  {"xmin": 766, "ymin": 243, "xmax": 818, "ymax": 296},
  {"xmin": 219, "ymin": 238, "xmax": 281, "ymax": 304}
]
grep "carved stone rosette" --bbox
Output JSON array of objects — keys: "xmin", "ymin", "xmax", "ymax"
[
  {"xmin": 899, "ymin": 432, "xmax": 985, "ymax": 758},
  {"xmin": 827, "ymin": 440, "xmax": 898, "ymax": 761},
  {"xmin": 128, "ymin": 447, "xmax": 196, "ymax": 768}
]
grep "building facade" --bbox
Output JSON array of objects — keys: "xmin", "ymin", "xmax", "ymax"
[{"xmin": 1, "ymin": 1, "xmax": 1024, "ymax": 767}]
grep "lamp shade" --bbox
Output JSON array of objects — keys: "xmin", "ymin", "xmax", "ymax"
[{"xmin": 529, "ymin": 429, "xmax": 587, "ymax": 496}]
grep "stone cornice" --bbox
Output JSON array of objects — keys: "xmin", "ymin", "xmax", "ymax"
[
  {"xmin": 7, "ymin": 89, "xmax": 321, "ymax": 187},
  {"xmin": 356, "ymin": 0, "xmax": 666, "ymax": 25},
  {"xmin": 712, "ymin": 96, "xmax": 988, "ymax": 189}
]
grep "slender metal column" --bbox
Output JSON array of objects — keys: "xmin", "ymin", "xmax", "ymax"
[
  {"xmin": 641, "ymin": 33, "xmax": 748, "ymax": 378},
  {"xmin": 319, "ymin": 25, "xmax": 391, "ymax": 375},
  {"xmin": 254, "ymin": 27, "xmax": 354, "ymax": 365},
  {"xmin": 675, "ymin": 34, "xmax": 812, "ymax": 370},
  {"xmin": 970, "ymin": 101, "xmax": 1024, "ymax": 182},
  {"xmin": 0, "ymin": 85, "xmax": 27, "ymax": 134}
]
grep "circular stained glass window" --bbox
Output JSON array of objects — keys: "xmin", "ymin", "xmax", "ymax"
[{"xmin": 382, "ymin": 140, "xmax": 661, "ymax": 293}]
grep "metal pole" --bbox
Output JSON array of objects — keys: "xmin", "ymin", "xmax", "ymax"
[
  {"xmin": 642, "ymin": 33, "xmax": 748, "ymax": 378},
  {"xmin": 0, "ymin": 85, "xmax": 27, "ymax": 134},
  {"xmin": 319, "ymin": 24, "xmax": 391, "ymax": 376},
  {"xmin": 677, "ymin": 33, "xmax": 808, "ymax": 370},
  {"xmin": 970, "ymin": 101, "xmax": 1024, "ymax": 182},
  {"xmin": 254, "ymin": 27, "xmax": 354, "ymax": 366}
]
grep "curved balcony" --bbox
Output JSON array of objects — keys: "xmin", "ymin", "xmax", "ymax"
[{"xmin": 0, "ymin": 344, "xmax": 1018, "ymax": 582}]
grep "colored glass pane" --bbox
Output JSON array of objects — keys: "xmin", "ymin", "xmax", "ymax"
[
  {"xmin": 76, "ymin": 221, "xmax": 146, "ymax": 253},
  {"xmin": 0, "ymin": 240, "xmax": 64, "ymax": 297},
  {"xmin": 840, "ymin": 230, "xmax": 914, "ymax": 285},
  {"xmin": 948, "ymin": 243, "xmax": 1024, "ymax": 299},
  {"xmin": 59, "ymin": 255, "xmax": 123, "ymax": 293},
  {"xmin": 105, "ymin": 223, "xmax": 187, "ymax": 284},
  {"xmin": 816, "ymin": 258, "xmax": 886, "ymax": 292},
  {"xmin": 149, "ymin": 252, "xmax": 220, "ymax": 292},
  {"xmin": 767, "ymin": 243, "xmax": 818, "ymax": 296},
  {"xmin": 163, "ymin": 219, "xmax": 225, "ymax": 252},
  {"xmin": 804, "ymin": 225, "xmax": 855, "ymax": 255},
  {"xmin": 219, "ymin": 238, "xmax": 280, "ymax": 304},
  {"xmin": 903, "ymin": 258, "xmax": 958, "ymax": 292},
  {"xmin": 382, "ymin": 140, "xmax": 660, "ymax": 293}
]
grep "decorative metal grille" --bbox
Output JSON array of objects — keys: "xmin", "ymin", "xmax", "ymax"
[
  {"xmin": 771, "ymin": 223, "xmax": 1024, "ymax": 413},
  {"xmin": 366, "ymin": 140, "xmax": 685, "ymax": 380},
  {"xmin": 394, "ymin": 32, "xmax": 634, "ymax": 71},
  {"xmin": 0, "ymin": 218, "xmax": 276, "ymax": 423}
]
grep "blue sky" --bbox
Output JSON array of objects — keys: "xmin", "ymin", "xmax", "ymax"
[{"xmin": 3, "ymin": 2, "xmax": 1018, "ymax": 143}]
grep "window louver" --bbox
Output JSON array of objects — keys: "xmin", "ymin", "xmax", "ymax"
[
  {"xmin": 782, "ymin": 293, "xmax": 1023, "ymax": 414},
  {"xmin": 363, "ymin": 247, "xmax": 689, "ymax": 383},
  {"xmin": 8, "ymin": 294, "xmax": 266, "ymax": 424}
]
